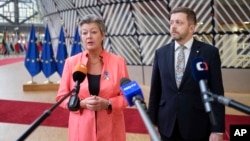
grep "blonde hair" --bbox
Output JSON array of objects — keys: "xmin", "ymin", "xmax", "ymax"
[{"xmin": 78, "ymin": 14, "xmax": 106, "ymax": 35}]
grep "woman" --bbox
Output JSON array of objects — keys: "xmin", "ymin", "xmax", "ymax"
[{"xmin": 56, "ymin": 14, "xmax": 129, "ymax": 141}]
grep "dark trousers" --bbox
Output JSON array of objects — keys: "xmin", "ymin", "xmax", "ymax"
[{"xmin": 159, "ymin": 121, "xmax": 209, "ymax": 141}]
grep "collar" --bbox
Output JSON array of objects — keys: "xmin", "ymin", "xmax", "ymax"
[
  {"xmin": 81, "ymin": 49, "xmax": 107, "ymax": 65},
  {"xmin": 84, "ymin": 49, "xmax": 105, "ymax": 58},
  {"xmin": 174, "ymin": 38, "xmax": 194, "ymax": 51}
]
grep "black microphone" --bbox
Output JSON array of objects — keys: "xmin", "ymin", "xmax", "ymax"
[
  {"xmin": 191, "ymin": 57, "xmax": 216, "ymax": 126},
  {"xmin": 120, "ymin": 78, "xmax": 161, "ymax": 141},
  {"xmin": 217, "ymin": 96, "xmax": 250, "ymax": 114},
  {"xmin": 206, "ymin": 91, "xmax": 250, "ymax": 115},
  {"xmin": 68, "ymin": 64, "xmax": 87, "ymax": 111}
]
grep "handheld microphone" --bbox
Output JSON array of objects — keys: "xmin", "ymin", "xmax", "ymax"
[
  {"xmin": 120, "ymin": 78, "xmax": 161, "ymax": 141},
  {"xmin": 191, "ymin": 57, "xmax": 209, "ymax": 101},
  {"xmin": 191, "ymin": 57, "xmax": 216, "ymax": 125},
  {"xmin": 68, "ymin": 64, "xmax": 87, "ymax": 111},
  {"xmin": 120, "ymin": 78, "xmax": 144, "ymax": 107}
]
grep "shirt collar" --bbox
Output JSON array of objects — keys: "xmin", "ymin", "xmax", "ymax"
[{"xmin": 174, "ymin": 38, "xmax": 194, "ymax": 51}]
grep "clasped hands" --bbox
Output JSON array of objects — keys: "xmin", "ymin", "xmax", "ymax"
[{"xmin": 80, "ymin": 95, "xmax": 108, "ymax": 111}]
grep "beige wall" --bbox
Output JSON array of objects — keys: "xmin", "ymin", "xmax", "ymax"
[
  {"xmin": 127, "ymin": 66, "xmax": 250, "ymax": 93},
  {"xmin": 221, "ymin": 69, "xmax": 250, "ymax": 93}
]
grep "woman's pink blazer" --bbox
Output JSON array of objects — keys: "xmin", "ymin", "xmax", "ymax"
[{"xmin": 56, "ymin": 50, "xmax": 129, "ymax": 141}]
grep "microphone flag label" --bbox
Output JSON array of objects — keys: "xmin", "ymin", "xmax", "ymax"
[
  {"xmin": 191, "ymin": 57, "xmax": 209, "ymax": 81},
  {"xmin": 196, "ymin": 61, "xmax": 208, "ymax": 71}
]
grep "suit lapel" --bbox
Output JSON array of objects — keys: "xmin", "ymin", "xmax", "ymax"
[{"xmin": 167, "ymin": 41, "xmax": 176, "ymax": 86}]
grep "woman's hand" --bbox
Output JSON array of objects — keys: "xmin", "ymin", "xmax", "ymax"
[{"xmin": 80, "ymin": 95, "xmax": 108, "ymax": 111}]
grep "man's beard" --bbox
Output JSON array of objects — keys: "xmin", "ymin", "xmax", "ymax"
[
  {"xmin": 171, "ymin": 31, "xmax": 187, "ymax": 41},
  {"xmin": 172, "ymin": 34, "xmax": 183, "ymax": 41}
]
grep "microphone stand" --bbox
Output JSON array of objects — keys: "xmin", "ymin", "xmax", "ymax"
[
  {"xmin": 199, "ymin": 81, "xmax": 217, "ymax": 126},
  {"xmin": 132, "ymin": 96, "xmax": 161, "ymax": 141},
  {"xmin": 206, "ymin": 91, "xmax": 250, "ymax": 115},
  {"xmin": 16, "ymin": 88, "xmax": 76, "ymax": 141}
]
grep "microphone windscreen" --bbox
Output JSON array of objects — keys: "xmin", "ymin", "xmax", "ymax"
[
  {"xmin": 120, "ymin": 77, "xmax": 131, "ymax": 86},
  {"xmin": 73, "ymin": 64, "xmax": 87, "ymax": 83},
  {"xmin": 191, "ymin": 57, "xmax": 209, "ymax": 81},
  {"xmin": 120, "ymin": 77, "xmax": 144, "ymax": 106}
]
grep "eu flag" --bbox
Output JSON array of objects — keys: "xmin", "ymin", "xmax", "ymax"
[
  {"xmin": 41, "ymin": 25, "xmax": 56, "ymax": 78},
  {"xmin": 24, "ymin": 25, "xmax": 41, "ymax": 77},
  {"xmin": 56, "ymin": 26, "xmax": 68, "ymax": 77},
  {"xmin": 70, "ymin": 26, "xmax": 82, "ymax": 56}
]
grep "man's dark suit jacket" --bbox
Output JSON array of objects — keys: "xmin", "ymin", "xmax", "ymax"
[{"xmin": 148, "ymin": 39, "xmax": 225, "ymax": 140}]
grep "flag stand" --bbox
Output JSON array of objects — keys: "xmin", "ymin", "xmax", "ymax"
[
  {"xmin": 23, "ymin": 83, "xmax": 59, "ymax": 91},
  {"xmin": 44, "ymin": 78, "xmax": 53, "ymax": 84},
  {"xmin": 23, "ymin": 24, "xmax": 61, "ymax": 92},
  {"xmin": 26, "ymin": 77, "xmax": 37, "ymax": 84},
  {"xmin": 23, "ymin": 77, "xmax": 59, "ymax": 91}
]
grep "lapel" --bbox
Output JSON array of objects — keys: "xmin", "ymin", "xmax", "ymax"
[
  {"xmin": 167, "ymin": 41, "xmax": 176, "ymax": 85},
  {"xmin": 179, "ymin": 39, "xmax": 201, "ymax": 88}
]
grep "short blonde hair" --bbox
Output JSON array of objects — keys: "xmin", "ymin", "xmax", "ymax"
[{"xmin": 78, "ymin": 14, "xmax": 106, "ymax": 35}]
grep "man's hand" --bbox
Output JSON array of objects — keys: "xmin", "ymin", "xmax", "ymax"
[{"xmin": 209, "ymin": 132, "xmax": 223, "ymax": 141}]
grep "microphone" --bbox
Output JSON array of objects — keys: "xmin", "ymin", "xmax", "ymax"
[
  {"xmin": 120, "ymin": 78, "xmax": 144, "ymax": 106},
  {"xmin": 191, "ymin": 57, "xmax": 216, "ymax": 126},
  {"xmin": 68, "ymin": 64, "xmax": 87, "ymax": 111},
  {"xmin": 206, "ymin": 91, "xmax": 250, "ymax": 115},
  {"xmin": 120, "ymin": 78, "xmax": 161, "ymax": 141},
  {"xmin": 217, "ymin": 96, "xmax": 250, "ymax": 114}
]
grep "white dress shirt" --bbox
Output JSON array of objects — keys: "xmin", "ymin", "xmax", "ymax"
[{"xmin": 174, "ymin": 38, "xmax": 194, "ymax": 69}]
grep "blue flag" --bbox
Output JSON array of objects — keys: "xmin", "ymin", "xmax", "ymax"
[
  {"xmin": 41, "ymin": 25, "xmax": 56, "ymax": 78},
  {"xmin": 56, "ymin": 26, "xmax": 68, "ymax": 77},
  {"xmin": 70, "ymin": 26, "xmax": 82, "ymax": 56},
  {"xmin": 24, "ymin": 25, "xmax": 41, "ymax": 77}
]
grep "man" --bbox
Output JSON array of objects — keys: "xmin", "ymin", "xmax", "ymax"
[{"xmin": 148, "ymin": 7, "xmax": 225, "ymax": 141}]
